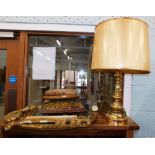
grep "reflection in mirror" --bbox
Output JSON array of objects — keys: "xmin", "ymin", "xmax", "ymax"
[
  {"xmin": 27, "ymin": 35, "xmax": 93, "ymax": 105},
  {"xmin": 95, "ymin": 72, "xmax": 115, "ymax": 112},
  {"xmin": 0, "ymin": 49, "xmax": 6, "ymax": 119}
]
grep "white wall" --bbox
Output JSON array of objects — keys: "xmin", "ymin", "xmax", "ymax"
[{"xmin": 131, "ymin": 27, "xmax": 155, "ymax": 137}]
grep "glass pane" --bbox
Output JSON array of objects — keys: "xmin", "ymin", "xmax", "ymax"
[
  {"xmin": 0, "ymin": 49, "xmax": 6, "ymax": 119},
  {"xmin": 27, "ymin": 35, "xmax": 93, "ymax": 105}
]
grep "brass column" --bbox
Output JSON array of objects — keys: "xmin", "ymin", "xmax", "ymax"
[{"xmin": 107, "ymin": 72, "xmax": 126, "ymax": 121}]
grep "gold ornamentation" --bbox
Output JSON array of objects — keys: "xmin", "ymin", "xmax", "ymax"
[
  {"xmin": 4, "ymin": 104, "xmax": 38, "ymax": 131},
  {"xmin": 4, "ymin": 110, "xmax": 22, "ymax": 122},
  {"xmin": 107, "ymin": 72, "xmax": 127, "ymax": 122},
  {"xmin": 19, "ymin": 112, "xmax": 95, "ymax": 130},
  {"xmin": 3, "ymin": 105, "xmax": 96, "ymax": 131},
  {"xmin": 40, "ymin": 101, "xmax": 85, "ymax": 114}
]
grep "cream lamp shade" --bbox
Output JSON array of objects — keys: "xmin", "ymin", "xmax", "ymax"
[{"xmin": 91, "ymin": 18, "xmax": 150, "ymax": 74}]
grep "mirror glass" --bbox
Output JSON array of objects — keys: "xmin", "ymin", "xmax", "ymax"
[{"xmin": 27, "ymin": 35, "xmax": 93, "ymax": 105}]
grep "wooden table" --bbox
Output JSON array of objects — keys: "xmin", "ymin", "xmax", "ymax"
[{"xmin": 0, "ymin": 113, "xmax": 139, "ymax": 138}]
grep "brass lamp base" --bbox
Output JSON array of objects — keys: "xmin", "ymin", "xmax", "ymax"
[
  {"xmin": 106, "ymin": 72, "xmax": 127, "ymax": 122},
  {"xmin": 107, "ymin": 108, "xmax": 127, "ymax": 122}
]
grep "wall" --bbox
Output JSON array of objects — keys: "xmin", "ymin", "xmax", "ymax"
[
  {"xmin": 0, "ymin": 16, "xmax": 155, "ymax": 137},
  {"xmin": 131, "ymin": 28, "xmax": 155, "ymax": 137}
]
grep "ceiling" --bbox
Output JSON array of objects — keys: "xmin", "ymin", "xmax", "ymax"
[{"xmin": 0, "ymin": 16, "xmax": 154, "ymax": 27}]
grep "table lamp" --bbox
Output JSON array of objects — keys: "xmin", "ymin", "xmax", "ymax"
[{"xmin": 91, "ymin": 17, "xmax": 150, "ymax": 122}]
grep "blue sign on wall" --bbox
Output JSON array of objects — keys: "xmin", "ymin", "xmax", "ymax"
[{"xmin": 9, "ymin": 75, "xmax": 17, "ymax": 84}]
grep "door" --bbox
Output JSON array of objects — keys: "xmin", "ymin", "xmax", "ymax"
[{"xmin": 0, "ymin": 35, "xmax": 20, "ymax": 117}]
